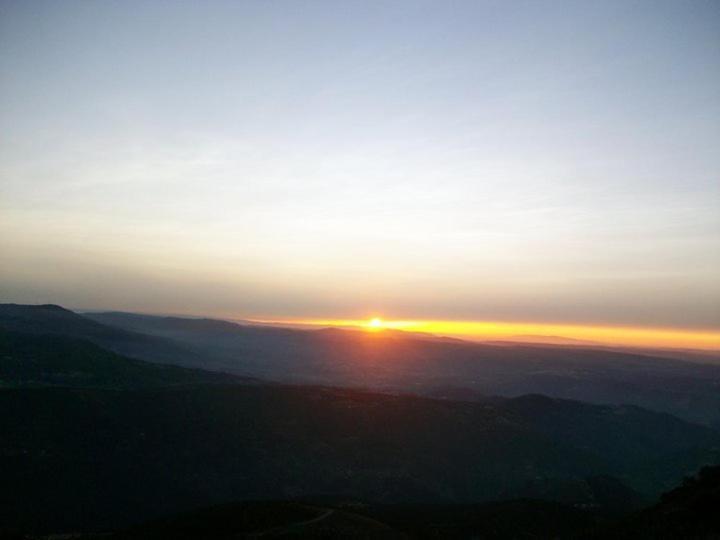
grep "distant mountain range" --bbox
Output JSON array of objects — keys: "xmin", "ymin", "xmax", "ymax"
[
  {"xmin": 52, "ymin": 307, "xmax": 720, "ymax": 428},
  {"xmin": 3, "ymin": 304, "xmax": 720, "ymax": 429},
  {"xmin": 1, "ymin": 303, "xmax": 719, "ymax": 537}
]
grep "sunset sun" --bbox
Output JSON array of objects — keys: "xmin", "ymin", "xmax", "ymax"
[{"xmin": 368, "ymin": 317, "xmax": 384, "ymax": 329}]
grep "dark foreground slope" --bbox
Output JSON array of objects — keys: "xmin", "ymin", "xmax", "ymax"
[
  {"xmin": 86, "ymin": 310, "xmax": 720, "ymax": 427},
  {"xmin": 114, "ymin": 465, "xmax": 720, "ymax": 539},
  {"xmin": 74, "ymin": 499, "xmax": 595, "ymax": 540},
  {"xmin": 115, "ymin": 502, "xmax": 405, "ymax": 539},
  {"xmin": 5, "ymin": 468, "xmax": 718, "ymax": 539},
  {"xmin": 1, "ymin": 383, "xmax": 717, "ymax": 534},
  {"xmin": 589, "ymin": 465, "xmax": 720, "ymax": 539}
]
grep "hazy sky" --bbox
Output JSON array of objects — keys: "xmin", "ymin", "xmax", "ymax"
[{"xmin": 1, "ymin": 0, "xmax": 719, "ymax": 333}]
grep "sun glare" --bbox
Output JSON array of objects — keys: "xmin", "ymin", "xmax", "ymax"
[{"xmin": 368, "ymin": 317, "xmax": 384, "ymax": 329}]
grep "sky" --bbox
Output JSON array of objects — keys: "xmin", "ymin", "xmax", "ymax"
[{"xmin": 1, "ymin": 1, "xmax": 719, "ymax": 348}]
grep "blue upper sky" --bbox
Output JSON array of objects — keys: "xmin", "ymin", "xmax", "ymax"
[{"xmin": 1, "ymin": 0, "xmax": 718, "ymax": 330}]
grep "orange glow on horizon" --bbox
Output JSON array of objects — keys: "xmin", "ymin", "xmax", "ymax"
[{"xmin": 251, "ymin": 317, "xmax": 720, "ymax": 351}]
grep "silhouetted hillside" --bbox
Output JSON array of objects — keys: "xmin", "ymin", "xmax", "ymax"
[
  {"xmin": 0, "ymin": 329, "xmax": 249, "ymax": 388},
  {"xmin": 0, "ymin": 304, "xmax": 218, "ymax": 370}
]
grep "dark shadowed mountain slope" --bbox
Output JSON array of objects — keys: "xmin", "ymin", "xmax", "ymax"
[
  {"xmin": 0, "ymin": 304, "xmax": 146, "ymax": 342},
  {"xmin": 86, "ymin": 310, "xmax": 720, "ymax": 427},
  {"xmin": 591, "ymin": 465, "xmax": 720, "ymax": 539},
  {"xmin": 0, "ymin": 329, "xmax": 250, "ymax": 389},
  {"xmin": 1, "ymin": 383, "xmax": 717, "ymax": 534},
  {"xmin": 498, "ymin": 394, "xmax": 720, "ymax": 495},
  {"xmin": 0, "ymin": 304, "xmax": 232, "ymax": 371}
]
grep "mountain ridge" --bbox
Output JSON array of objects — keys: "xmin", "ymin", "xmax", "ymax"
[{"xmin": 81, "ymin": 308, "xmax": 720, "ymax": 427}]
